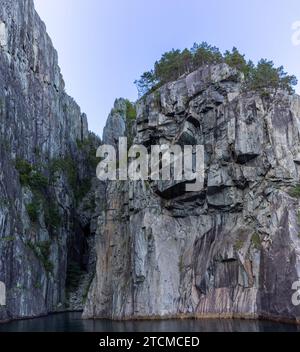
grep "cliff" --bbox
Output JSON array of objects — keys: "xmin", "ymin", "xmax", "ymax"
[
  {"xmin": 83, "ymin": 64, "xmax": 300, "ymax": 323},
  {"xmin": 1, "ymin": 0, "xmax": 300, "ymax": 325},
  {"xmin": 0, "ymin": 0, "xmax": 100, "ymax": 320}
]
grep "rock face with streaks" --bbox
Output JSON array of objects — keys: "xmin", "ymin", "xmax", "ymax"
[
  {"xmin": 1, "ymin": 0, "xmax": 300, "ymax": 325},
  {"xmin": 0, "ymin": 0, "xmax": 100, "ymax": 321},
  {"xmin": 84, "ymin": 64, "xmax": 300, "ymax": 323}
]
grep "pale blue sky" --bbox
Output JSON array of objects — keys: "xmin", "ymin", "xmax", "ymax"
[{"xmin": 34, "ymin": 0, "xmax": 300, "ymax": 137}]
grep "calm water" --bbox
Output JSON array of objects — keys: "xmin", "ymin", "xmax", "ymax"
[{"xmin": 0, "ymin": 312, "xmax": 299, "ymax": 332}]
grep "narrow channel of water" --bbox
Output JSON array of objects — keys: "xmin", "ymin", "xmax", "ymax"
[{"xmin": 0, "ymin": 312, "xmax": 299, "ymax": 332}]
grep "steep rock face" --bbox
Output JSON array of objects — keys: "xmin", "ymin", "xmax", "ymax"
[
  {"xmin": 0, "ymin": 0, "xmax": 99, "ymax": 320},
  {"xmin": 84, "ymin": 64, "xmax": 300, "ymax": 322},
  {"xmin": 103, "ymin": 99, "xmax": 127, "ymax": 147}
]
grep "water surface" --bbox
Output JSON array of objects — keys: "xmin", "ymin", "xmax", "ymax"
[{"xmin": 0, "ymin": 312, "xmax": 299, "ymax": 332}]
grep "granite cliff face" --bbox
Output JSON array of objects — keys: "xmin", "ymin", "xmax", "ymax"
[
  {"xmin": 84, "ymin": 64, "xmax": 300, "ymax": 323},
  {"xmin": 1, "ymin": 0, "xmax": 300, "ymax": 325},
  {"xmin": 0, "ymin": 0, "xmax": 99, "ymax": 321}
]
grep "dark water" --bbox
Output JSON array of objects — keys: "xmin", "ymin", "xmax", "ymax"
[{"xmin": 0, "ymin": 312, "xmax": 300, "ymax": 332}]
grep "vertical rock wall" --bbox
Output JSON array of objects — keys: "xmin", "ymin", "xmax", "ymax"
[
  {"xmin": 84, "ymin": 65, "xmax": 300, "ymax": 323},
  {"xmin": 0, "ymin": 0, "xmax": 99, "ymax": 321}
]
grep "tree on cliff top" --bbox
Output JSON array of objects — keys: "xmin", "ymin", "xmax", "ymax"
[
  {"xmin": 247, "ymin": 59, "xmax": 298, "ymax": 94},
  {"xmin": 135, "ymin": 44, "xmax": 297, "ymax": 97}
]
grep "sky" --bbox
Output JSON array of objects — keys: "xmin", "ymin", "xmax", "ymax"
[{"xmin": 34, "ymin": 0, "xmax": 300, "ymax": 138}]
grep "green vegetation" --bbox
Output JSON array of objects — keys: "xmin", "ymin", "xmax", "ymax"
[
  {"xmin": 178, "ymin": 255, "xmax": 184, "ymax": 272},
  {"xmin": 64, "ymin": 157, "xmax": 78, "ymax": 190},
  {"xmin": 224, "ymin": 47, "xmax": 254, "ymax": 77},
  {"xmin": 50, "ymin": 156, "xmax": 93, "ymax": 204},
  {"xmin": 15, "ymin": 159, "xmax": 48, "ymax": 190},
  {"xmin": 16, "ymin": 159, "xmax": 63, "ymax": 230},
  {"xmin": 72, "ymin": 135, "xmax": 99, "ymax": 201},
  {"xmin": 50, "ymin": 156, "xmax": 79, "ymax": 192},
  {"xmin": 289, "ymin": 185, "xmax": 300, "ymax": 198},
  {"xmin": 76, "ymin": 134, "xmax": 99, "ymax": 170},
  {"xmin": 29, "ymin": 171, "xmax": 48, "ymax": 189},
  {"xmin": 44, "ymin": 201, "xmax": 61, "ymax": 230},
  {"xmin": 33, "ymin": 147, "xmax": 41, "ymax": 157},
  {"xmin": 87, "ymin": 147, "xmax": 98, "ymax": 172},
  {"xmin": 17, "ymin": 132, "xmax": 99, "ymax": 230},
  {"xmin": 135, "ymin": 42, "xmax": 297, "ymax": 97},
  {"xmin": 37, "ymin": 241, "xmax": 53, "ymax": 273},
  {"xmin": 251, "ymin": 233, "xmax": 262, "ymax": 250},
  {"xmin": 124, "ymin": 100, "xmax": 137, "ymax": 151},
  {"xmin": 52, "ymin": 155, "xmax": 96, "ymax": 203},
  {"xmin": 76, "ymin": 137, "xmax": 93, "ymax": 150},
  {"xmin": 25, "ymin": 192, "xmax": 62, "ymax": 231},
  {"xmin": 247, "ymin": 59, "xmax": 297, "ymax": 94},
  {"xmin": 125, "ymin": 99, "xmax": 137, "ymax": 120},
  {"xmin": 34, "ymin": 282, "xmax": 42, "ymax": 290},
  {"xmin": 76, "ymin": 179, "xmax": 92, "ymax": 203},
  {"xmin": 26, "ymin": 201, "xmax": 40, "ymax": 222},
  {"xmin": 15, "ymin": 159, "xmax": 33, "ymax": 186},
  {"xmin": 26, "ymin": 240, "xmax": 54, "ymax": 274},
  {"xmin": 0, "ymin": 236, "xmax": 15, "ymax": 243}
]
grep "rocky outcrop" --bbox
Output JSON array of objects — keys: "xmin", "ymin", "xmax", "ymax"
[
  {"xmin": 84, "ymin": 64, "xmax": 300, "ymax": 323},
  {"xmin": 0, "ymin": 0, "xmax": 100, "ymax": 321},
  {"xmin": 1, "ymin": 0, "xmax": 300, "ymax": 325},
  {"xmin": 103, "ymin": 99, "xmax": 127, "ymax": 147}
]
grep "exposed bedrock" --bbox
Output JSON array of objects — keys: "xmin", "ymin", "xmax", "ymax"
[
  {"xmin": 0, "ymin": 0, "xmax": 101, "ymax": 321},
  {"xmin": 84, "ymin": 64, "xmax": 300, "ymax": 323}
]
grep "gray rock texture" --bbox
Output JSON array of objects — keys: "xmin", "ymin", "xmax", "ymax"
[
  {"xmin": 84, "ymin": 64, "xmax": 300, "ymax": 323},
  {"xmin": 103, "ymin": 99, "xmax": 127, "ymax": 148},
  {"xmin": 1, "ymin": 0, "xmax": 300, "ymax": 325},
  {"xmin": 0, "ymin": 0, "xmax": 100, "ymax": 321}
]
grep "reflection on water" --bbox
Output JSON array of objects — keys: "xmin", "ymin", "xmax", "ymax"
[{"xmin": 0, "ymin": 312, "xmax": 299, "ymax": 332}]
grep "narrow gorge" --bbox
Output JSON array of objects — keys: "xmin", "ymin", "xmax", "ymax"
[
  {"xmin": 1, "ymin": 0, "xmax": 300, "ymax": 325},
  {"xmin": 0, "ymin": 0, "xmax": 101, "ymax": 321}
]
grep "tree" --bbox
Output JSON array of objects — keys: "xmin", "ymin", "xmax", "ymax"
[
  {"xmin": 277, "ymin": 66, "xmax": 298, "ymax": 93},
  {"xmin": 134, "ymin": 43, "xmax": 297, "ymax": 97},
  {"xmin": 224, "ymin": 47, "xmax": 253, "ymax": 77},
  {"xmin": 154, "ymin": 49, "xmax": 183, "ymax": 84},
  {"xmin": 180, "ymin": 48, "xmax": 193, "ymax": 75},
  {"xmin": 248, "ymin": 59, "xmax": 297, "ymax": 94},
  {"xmin": 192, "ymin": 42, "xmax": 223, "ymax": 67},
  {"xmin": 134, "ymin": 70, "xmax": 157, "ymax": 97}
]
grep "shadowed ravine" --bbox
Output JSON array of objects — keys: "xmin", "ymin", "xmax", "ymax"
[{"xmin": 1, "ymin": 0, "xmax": 300, "ymax": 326}]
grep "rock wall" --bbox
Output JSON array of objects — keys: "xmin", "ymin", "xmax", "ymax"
[
  {"xmin": 84, "ymin": 64, "xmax": 300, "ymax": 323},
  {"xmin": 1, "ymin": 0, "xmax": 300, "ymax": 325},
  {"xmin": 0, "ymin": 0, "xmax": 99, "ymax": 321}
]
